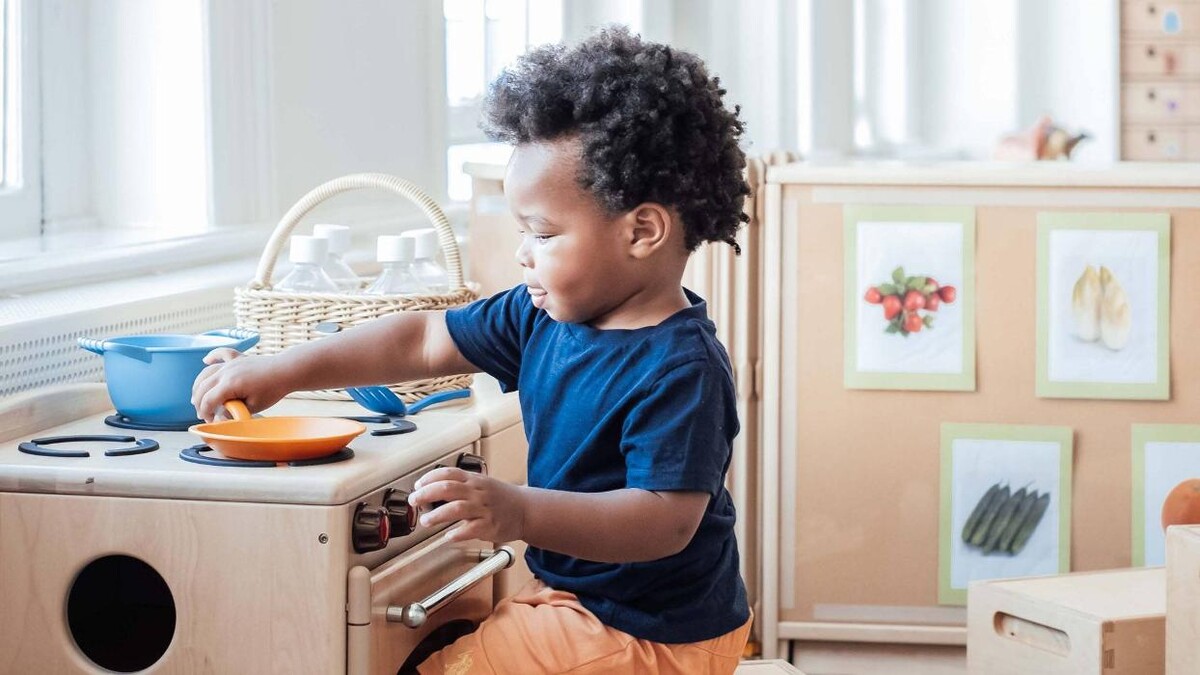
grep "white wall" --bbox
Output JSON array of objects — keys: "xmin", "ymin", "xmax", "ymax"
[
  {"xmin": 88, "ymin": 0, "xmax": 209, "ymax": 229},
  {"xmin": 269, "ymin": 1, "xmax": 445, "ymax": 212}
]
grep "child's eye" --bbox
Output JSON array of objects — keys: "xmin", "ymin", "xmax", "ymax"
[{"xmin": 534, "ymin": 235, "xmax": 552, "ymax": 243}]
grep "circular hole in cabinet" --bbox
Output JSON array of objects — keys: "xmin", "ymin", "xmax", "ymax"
[
  {"xmin": 67, "ymin": 555, "xmax": 176, "ymax": 672},
  {"xmin": 396, "ymin": 619, "xmax": 477, "ymax": 675}
]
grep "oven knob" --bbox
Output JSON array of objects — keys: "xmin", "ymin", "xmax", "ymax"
[
  {"xmin": 382, "ymin": 489, "xmax": 418, "ymax": 537},
  {"xmin": 456, "ymin": 453, "xmax": 487, "ymax": 476},
  {"xmin": 352, "ymin": 503, "xmax": 390, "ymax": 553}
]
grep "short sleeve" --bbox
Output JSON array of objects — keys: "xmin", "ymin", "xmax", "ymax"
[
  {"xmin": 621, "ymin": 359, "xmax": 738, "ymax": 496},
  {"xmin": 444, "ymin": 285, "xmax": 537, "ymax": 392}
]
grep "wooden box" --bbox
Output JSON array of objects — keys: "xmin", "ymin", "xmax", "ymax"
[
  {"xmin": 967, "ymin": 568, "xmax": 1165, "ymax": 674},
  {"xmin": 1167, "ymin": 526, "xmax": 1200, "ymax": 674}
]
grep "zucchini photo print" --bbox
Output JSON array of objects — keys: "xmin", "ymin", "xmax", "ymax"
[
  {"xmin": 938, "ymin": 423, "xmax": 1073, "ymax": 605},
  {"xmin": 844, "ymin": 205, "xmax": 976, "ymax": 391}
]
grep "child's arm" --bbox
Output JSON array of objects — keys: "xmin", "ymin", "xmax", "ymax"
[
  {"xmin": 191, "ymin": 311, "xmax": 476, "ymax": 421},
  {"xmin": 411, "ymin": 468, "xmax": 709, "ymax": 563}
]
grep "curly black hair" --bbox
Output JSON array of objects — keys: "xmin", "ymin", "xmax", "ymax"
[{"xmin": 481, "ymin": 26, "xmax": 749, "ymax": 253}]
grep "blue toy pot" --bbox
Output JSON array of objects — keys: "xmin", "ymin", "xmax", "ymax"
[{"xmin": 78, "ymin": 328, "xmax": 259, "ymax": 424}]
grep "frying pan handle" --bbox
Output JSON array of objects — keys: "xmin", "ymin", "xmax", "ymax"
[{"xmin": 223, "ymin": 401, "xmax": 253, "ymax": 421}]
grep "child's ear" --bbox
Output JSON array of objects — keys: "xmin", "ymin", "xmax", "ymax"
[{"xmin": 626, "ymin": 203, "xmax": 675, "ymax": 259}]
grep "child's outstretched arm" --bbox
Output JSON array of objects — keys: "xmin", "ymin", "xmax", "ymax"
[
  {"xmin": 191, "ymin": 311, "xmax": 477, "ymax": 421},
  {"xmin": 410, "ymin": 468, "xmax": 709, "ymax": 563}
]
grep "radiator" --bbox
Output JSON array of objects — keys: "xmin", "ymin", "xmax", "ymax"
[{"xmin": 0, "ymin": 286, "xmax": 235, "ymax": 399}]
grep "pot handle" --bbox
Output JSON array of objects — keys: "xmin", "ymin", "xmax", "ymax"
[
  {"xmin": 203, "ymin": 328, "xmax": 260, "ymax": 353},
  {"xmin": 77, "ymin": 337, "xmax": 153, "ymax": 364}
]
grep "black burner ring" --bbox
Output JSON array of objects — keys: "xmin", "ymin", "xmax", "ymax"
[
  {"xmin": 19, "ymin": 435, "xmax": 160, "ymax": 458},
  {"xmin": 179, "ymin": 444, "xmax": 354, "ymax": 468},
  {"xmin": 105, "ymin": 415, "xmax": 199, "ymax": 432}
]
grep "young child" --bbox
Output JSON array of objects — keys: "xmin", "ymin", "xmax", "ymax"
[{"xmin": 192, "ymin": 26, "xmax": 752, "ymax": 675}]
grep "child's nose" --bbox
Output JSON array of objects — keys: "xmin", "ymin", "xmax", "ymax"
[{"xmin": 515, "ymin": 237, "xmax": 533, "ymax": 268}]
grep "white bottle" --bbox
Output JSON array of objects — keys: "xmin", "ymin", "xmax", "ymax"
[
  {"xmin": 404, "ymin": 228, "xmax": 450, "ymax": 293},
  {"xmin": 276, "ymin": 235, "xmax": 339, "ymax": 292},
  {"xmin": 365, "ymin": 235, "xmax": 425, "ymax": 295},
  {"xmin": 312, "ymin": 223, "xmax": 362, "ymax": 291}
]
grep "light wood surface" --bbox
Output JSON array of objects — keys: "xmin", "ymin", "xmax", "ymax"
[
  {"xmin": 0, "ymin": 383, "xmax": 111, "ymax": 443},
  {"xmin": 768, "ymin": 161, "xmax": 1200, "ymax": 188},
  {"xmin": 967, "ymin": 567, "xmax": 1165, "ymax": 675},
  {"xmin": 792, "ymin": 642, "xmax": 965, "ymax": 675},
  {"xmin": 465, "ymin": 169, "xmax": 522, "ymax": 296},
  {"xmin": 1166, "ymin": 525, "xmax": 1200, "ymax": 674},
  {"xmin": 346, "ymin": 532, "xmax": 494, "ymax": 675},
  {"xmin": 0, "ymin": 491, "xmax": 350, "ymax": 674}
]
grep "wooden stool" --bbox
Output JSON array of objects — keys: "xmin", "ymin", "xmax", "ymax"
[
  {"xmin": 968, "ymin": 567, "xmax": 1165, "ymax": 674},
  {"xmin": 735, "ymin": 659, "xmax": 806, "ymax": 674}
]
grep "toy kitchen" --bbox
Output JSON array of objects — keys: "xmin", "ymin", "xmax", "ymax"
[{"xmin": 0, "ymin": 367, "xmax": 527, "ymax": 673}]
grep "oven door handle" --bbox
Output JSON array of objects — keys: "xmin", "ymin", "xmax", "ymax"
[{"xmin": 386, "ymin": 546, "xmax": 515, "ymax": 628}]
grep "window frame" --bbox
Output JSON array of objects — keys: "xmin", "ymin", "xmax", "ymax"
[{"xmin": 0, "ymin": 0, "xmax": 41, "ymax": 241}]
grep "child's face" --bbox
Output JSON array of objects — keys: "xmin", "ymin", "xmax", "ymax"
[{"xmin": 504, "ymin": 140, "xmax": 638, "ymax": 325}]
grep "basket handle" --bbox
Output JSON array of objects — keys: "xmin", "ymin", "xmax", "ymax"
[{"xmin": 250, "ymin": 173, "xmax": 465, "ymax": 290}]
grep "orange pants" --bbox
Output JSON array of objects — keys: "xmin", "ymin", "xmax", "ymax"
[{"xmin": 417, "ymin": 578, "xmax": 752, "ymax": 675}]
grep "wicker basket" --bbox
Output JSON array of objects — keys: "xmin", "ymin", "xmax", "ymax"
[{"xmin": 234, "ymin": 173, "xmax": 479, "ymax": 402}]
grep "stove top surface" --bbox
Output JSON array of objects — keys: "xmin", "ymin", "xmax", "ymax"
[{"xmin": 0, "ymin": 396, "xmax": 482, "ymax": 505}]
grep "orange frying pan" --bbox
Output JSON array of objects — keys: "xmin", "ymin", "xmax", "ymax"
[{"xmin": 189, "ymin": 401, "xmax": 366, "ymax": 462}]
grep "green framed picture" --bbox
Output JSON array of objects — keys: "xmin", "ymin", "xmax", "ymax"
[
  {"xmin": 1132, "ymin": 424, "xmax": 1200, "ymax": 567},
  {"xmin": 938, "ymin": 423, "xmax": 1073, "ymax": 605},
  {"xmin": 1036, "ymin": 212, "xmax": 1171, "ymax": 400},
  {"xmin": 843, "ymin": 205, "xmax": 976, "ymax": 391}
]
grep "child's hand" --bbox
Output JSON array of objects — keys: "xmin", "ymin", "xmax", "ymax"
[
  {"xmin": 409, "ymin": 467, "xmax": 526, "ymax": 544},
  {"xmin": 191, "ymin": 349, "xmax": 292, "ymax": 422}
]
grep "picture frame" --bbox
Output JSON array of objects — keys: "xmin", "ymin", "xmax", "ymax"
[
  {"xmin": 1036, "ymin": 212, "xmax": 1171, "ymax": 400},
  {"xmin": 843, "ymin": 205, "xmax": 976, "ymax": 391},
  {"xmin": 1131, "ymin": 424, "xmax": 1200, "ymax": 567},
  {"xmin": 938, "ymin": 423, "xmax": 1073, "ymax": 605}
]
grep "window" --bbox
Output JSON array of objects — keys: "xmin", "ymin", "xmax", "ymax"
[
  {"xmin": 0, "ymin": 0, "xmax": 41, "ymax": 242},
  {"xmin": 443, "ymin": 0, "xmax": 562, "ymax": 201}
]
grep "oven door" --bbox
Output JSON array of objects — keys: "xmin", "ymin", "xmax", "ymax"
[{"xmin": 347, "ymin": 530, "xmax": 513, "ymax": 675}]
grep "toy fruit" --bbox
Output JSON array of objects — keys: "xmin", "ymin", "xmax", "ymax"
[{"xmin": 1161, "ymin": 478, "xmax": 1200, "ymax": 531}]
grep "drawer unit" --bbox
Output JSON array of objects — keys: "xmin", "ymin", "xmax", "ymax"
[
  {"xmin": 967, "ymin": 567, "xmax": 1166, "ymax": 675},
  {"xmin": 1122, "ymin": 125, "xmax": 1200, "ymax": 159},
  {"xmin": 1123, "ymin": 82, "xmax": 1200, "ymax": 122},
  {"xmin": 1122, "ymin": 40, "xmax": 1200, "ymax": 76},
  {"xmin": 1123, "ymin": 1, "xmax": 1200, "ymax": 37}
]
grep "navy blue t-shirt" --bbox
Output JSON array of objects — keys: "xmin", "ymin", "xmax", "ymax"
[{"xmin": 445, "ymin": 285, "xmax": 750, "ymax": 644}]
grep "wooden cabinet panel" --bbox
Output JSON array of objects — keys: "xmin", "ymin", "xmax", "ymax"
[
  {"xmin": 1123, "ymin": 82, "xmax": 1200, "ymax": 122},
  {"xmin": 1122, "ymin": 1, "xmax": 1200, "ymax": 37},
  {"xmin": 1122, "ymin": 124, "xmax": 1200, "ymax": 159},
  {"xmin": 1122, "ymin": 40, "xmax": 1200, "ymax": 76}
]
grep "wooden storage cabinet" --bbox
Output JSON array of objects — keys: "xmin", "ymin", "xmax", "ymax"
[
  {"xmin": 1120, "ymin": 2, "xmax": 1200, "ymax": 159},
  {"xmin": 967, "ymin": 568, "xmax": 1166, "ymax": 675}
]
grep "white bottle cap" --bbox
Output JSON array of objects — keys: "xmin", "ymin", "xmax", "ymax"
[
  {"xmin": 403, "ymin": 228, "xmax": 440, "ymax": 260},
  {"xmin": 289, "ymin": 235, "xmax": 329, "ymax": 264},
  {"xmin": 376, "ymin": 235, "xmax": 415, "ymax": 263},
  {"xmin": 312, "ymin": 224, "xmax": 351, "ymax": 254}
]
